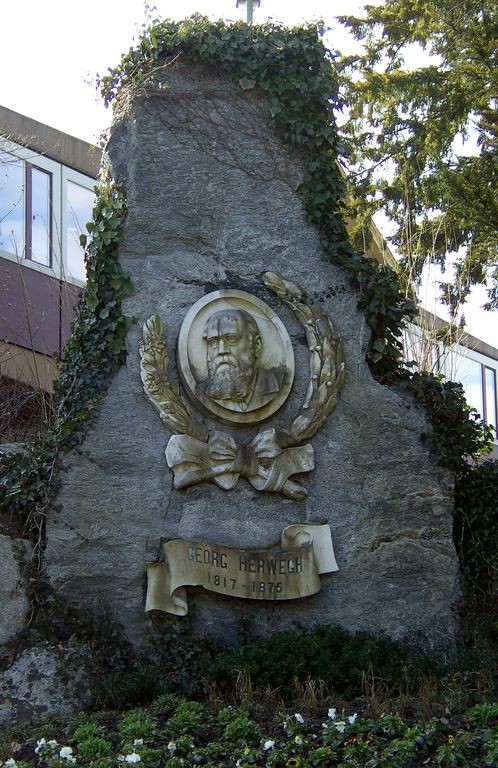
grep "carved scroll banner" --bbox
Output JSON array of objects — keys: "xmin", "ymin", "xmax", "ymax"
[{"xmin": 145, "ymin": 524, "xmax": 338, "ymax": 616}]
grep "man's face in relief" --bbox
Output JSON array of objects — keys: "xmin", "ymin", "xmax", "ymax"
[{"xmin": 203, "ymin": 309, "xmax": 262, "ymax": 402}]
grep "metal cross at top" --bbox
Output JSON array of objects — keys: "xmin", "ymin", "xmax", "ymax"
[{"xmin": 236, "ymin": 0, "xmax": 261, "ymax": 24}]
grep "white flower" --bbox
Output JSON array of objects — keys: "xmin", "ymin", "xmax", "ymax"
[
  {"xmin": 294, "ymin": 713, "xmax": 304, "ymax": 724},
  {"xmin": 124, "ymin": 754, "xmax": 141, "ymax": 764},
  {"xmin": 4, "ymin": 759, "xmax": 17, "ymax": 768},
  {"xmin": 335, "ymin": 721, "xmax": 347, "ymax": 733},
  {"xmin": 294, "ymin": 735, "xmax": 303, "ymax": 745},
  {"xmin": 59, "ymin": 746, "xmax": 76, "ymax": 764},
  {"xmin": 47, "ymin": 739, "xmax": 59, "ymax": 752},
  {"xmin": 348, "ymin": 713, "xmax": 358, "ymax": 724},
  {"xmin": 167, "ymin": 741, "xmax": 176, "ymax": 753},
  {"xmin": 235, "ymin": 761, "xmax": 242, "ymax": 768},
  {"xmin": 263, "ymin": 740, "xmax": 275, "ymax": 751},
  {"xmin": 133, "ymin": 740, "xmax": 143, "ymax": 748},
  {"xmin": 35, "ymin": 739, "xmax": 46, "ymax": 754},
  {"xmin": 328, "ymin": 708, "xmax": 337, "ymax": 720}
]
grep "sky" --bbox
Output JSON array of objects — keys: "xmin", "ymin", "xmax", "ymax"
[
  {"xmin": 1, "ymin": 0, "xmax": 358, "ymax": 144},
  {"xmin": 1, "ymin": 0, "xmax": 496, "ymax": 346}
]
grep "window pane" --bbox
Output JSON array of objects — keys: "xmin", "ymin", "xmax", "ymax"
[
  {"xmin": 0, "ymin": 151, "xmax": 25, "ymax": 257},
  {"xmin": 31, "ymin": 166, "xmax": 51, "ymax": 266},
  {"xmin": 456, "ymin": 355, "xmax": 483, "ymax": 417},
  {"xmin": 484, "ymin": 367, "xmax": 497, "ymax": 433},
  {"xmin": 66, "ymin": 180, "xmax": 95, "ymax": 282}
]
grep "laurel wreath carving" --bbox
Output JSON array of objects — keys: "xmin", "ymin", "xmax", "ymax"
[
  {"xmin": 139, "ymin": 315, "xmax": 208, "ymax": 443},
  {"xmin": 261, "ymin": 272, "xmax": 345, "ymax": 446},
  {"xmin": 140, "ymin": 273, "xmax": 344, "ymax": 448}
]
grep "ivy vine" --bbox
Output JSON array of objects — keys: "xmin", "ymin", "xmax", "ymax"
[
  {"xmin": 0, "ymin": 181, "xmax": 131, "ymax": 549},
  {"xmin": 53, "ymin": 182, "xmax": 131, "ymax": 447},
  {"xmin": 97, "ymin": 15, "xmax": 416, "ymax": 383},
  {"xmin": 405, "ymin": 372, "xmax": 496, "ymax": 595},
  {"xmin": 406, "ymin": 373, "xmax": 494, "ymax": 473}
]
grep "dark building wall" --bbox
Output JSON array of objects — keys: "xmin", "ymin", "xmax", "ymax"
[{"xmin": 0, "ymin": 255, "xmax": 81, "ymax": 358}]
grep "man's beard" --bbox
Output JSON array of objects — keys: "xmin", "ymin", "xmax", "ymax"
[{"xmin": 206, "ymin": 356, "xmax": 255, "ymax": 402}]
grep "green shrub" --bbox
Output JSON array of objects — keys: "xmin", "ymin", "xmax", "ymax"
[
  {"xmin": 467, "ymin": 702, "xmax": 498, "ymax": 728},
  {"xmin": 94, "ymin": 667, "xmax": 164, "ymax": 710},
  {"xmin": 217, "ymin": 708, "xmax": 262, "ymax": 745},
  {"xmin": 117, "ymin": 709, "xmax": 156, "ymax": 742},
  {"xmin": 454, "ymin": 461, "xmax": 498, "ymax": 594},
  {"xmin": 168, "ymin": 701, "xmax": 206, "ymax": 735},
  {"xmin": 207, "ymin": 625, "xmax": 441, "ymax": 699}
]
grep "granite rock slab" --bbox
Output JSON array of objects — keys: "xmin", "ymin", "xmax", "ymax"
[
  {"xmin": 0, "ymin": 534, "xmax": 31, "ymax": 649},
  {"xmin": 0, "ymin": 644, "xmax": 96, "ymax": 727},
  {"xmin": 45, "ymin": 64, "xmax": 458, "ymax": 651}
]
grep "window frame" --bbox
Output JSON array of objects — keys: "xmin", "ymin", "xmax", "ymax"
[
  {"xmin": 0, "ymin": 139, "xmax": 62, "ymax": 279},
  {"xmin": 483, "ymin": 365, "xmax": 497, "ymax": 433},
  {"xmin": 25, "ymin": 160, "xmax": 53, "ymax": 268},
  {"xmin": 61, "ymin": 165, "xmax": 96, "ymax": 287},
  {"xmin": 0, "ymin": 138, "xmax": 96, "ymax": 286}
]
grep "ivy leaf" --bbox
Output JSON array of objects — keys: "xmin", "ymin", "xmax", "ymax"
[{"xmin": 238, "ymin": 77, "xmax": 256, "ymax": 90}]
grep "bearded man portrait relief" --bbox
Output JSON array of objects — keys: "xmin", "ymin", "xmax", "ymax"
[{"xmin": 197, "ymin": 308, "xmax": 286, "ymax": 413}]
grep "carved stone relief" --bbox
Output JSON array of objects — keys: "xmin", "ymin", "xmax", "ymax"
[
  {"xmin": 177, "ymin": 289, "xmax": 295, "ymax": 425},
  {"xmin": 139, "ymin": 272, "xmax": 345, "ymax": 501}
]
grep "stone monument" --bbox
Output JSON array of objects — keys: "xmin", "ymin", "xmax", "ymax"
[{"xmin": 45, "ymin": 62, "xmax": 457, "ymax": 650}]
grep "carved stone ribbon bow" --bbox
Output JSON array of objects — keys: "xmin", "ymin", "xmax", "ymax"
[{"xmin": 165, "ymin": 428, "xmax": 314, "ymax": 501}]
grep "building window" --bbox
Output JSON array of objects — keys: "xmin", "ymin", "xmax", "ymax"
[
  {"xmin": 29, "ymin": 164, "xmax": 52, "ymax": 266},
  {"xmin": 457, "ymin": 355, "xmax": 483, "ymax": 417},
  {"xmin": 0, "ymin": 151, "xmax": 25, "ymax": 256},
  {"xmin": 0, "ymin": 151, "xmax": 52, "ymax": 265},
  {"xmin": 445, "ymin": 349, "xmax": 498, "ymax": 439},
  {"xmin": 65, "ymin": 178, "xmax": 95, "ymax": 283},
  {"xmin": 483, "ymin": 366, "xmax": 497, "ymax": 434},
  {"xmin": 1, "ymin": 141, "xmax": 96, "ymax": 284}
]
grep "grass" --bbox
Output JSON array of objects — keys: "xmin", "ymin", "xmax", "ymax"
[{"xmin": 89, "ymin": 621, "xmax": 496, "ymax": 721}]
